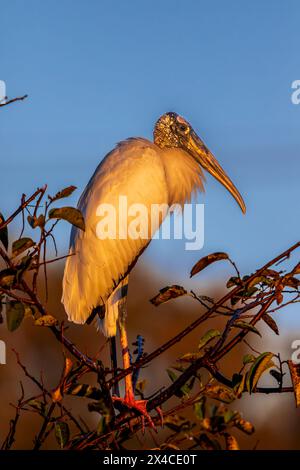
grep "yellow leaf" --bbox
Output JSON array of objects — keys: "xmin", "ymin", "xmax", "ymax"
[
  {"xmin": 35, "ymin": 315, "xmax": 58, "ymax": 327},
  {"xmin": 246, "ymin": 352, "xmax": 274, "ymax": 393},
  {"xmin": 224, "ymin": 433, "xmax": 239, "ymax": 450},
  {"xmin": 288, "ymin": 360, "xmax": 300, "ymax": 407},
  {"xmin": 52, "ymin": 387, "xmax": 63, "ymax": 402},
  {"xmin": 234, "ymin": 417, "xmax": 255, "ymax": 435},
  {"xmin": 236, "ymin": 374, "xmax": 246, "ymax": 398}
]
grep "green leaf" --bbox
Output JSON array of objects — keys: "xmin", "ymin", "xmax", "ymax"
[
  {"xmin": 150, "ymin": 285, "xmax": 187, "ymax": 306},
  {"xmin": 49, "ymin": 186, "xmax": 77, "ymax": 202},
  {"xmin": 48, "ymin": 206, "xmax": 85, "ymax": 231},
  {"xmin": 226, "ymin": 276, "xmax": 241, "ymax": 288},
  {"xmin": 12, "ymin": 237, "xmax": 35, "ymax": 257},
  {"xmin": 0, "ymin": 268, "xmax": 16, "ymax": 288},
  {"xmin": 232, "ymin": 320, "xmax": 261, "ymax": 337},
  {"xmin": 96, "ymin": 416, "xmax": 107, "ymax": 436},
  {"xmin": 243, "ymin": 354, "xmax": 256, "ymax": 365},
  {"xmin": 0, "ymin": 212, "xmax": 8, "ymax": 251},
  {"xmin": 178, "ymin": 351, "xmax": 204, "ymax": 363},
  {"xmin": 223, "ymin": 409, "xmax": 236, "ymax": 424},
  {"xmin": 190, "ymin": 252, "xmax": 228, "ymax": 278},
  {"xmin": 68, "ymin": 383, "xmax": 101, "ymax": 400},
  {"xmin": 262, "ymin": 313, "xmax": 279, "ymax": 335},
  {"xmin": 24, "ymin": 305, "xmax": 36, "ymax": 319},
  {"xmin": 246, "ymin": 352, "xmax": 274, "ymax": 393},
  {"xmin": 166, "ymin": 369, "xmax": 194, "ymax": 398},
  {"xmin": 27, "ymin": 399, "xmax": 46, "ymax": 415},
  {"xmin": 6, "ymin": 301, "xmax": 25, "ymax": 332},
  {"xmin": 247, "ymin": 275, "xmax": 270, "ymax": 288},
  {"xmin": 54, "ymin": 421, "xmax": 70, "ymax": 449},
  {"xmin": 198, "ymin": 329, "xmax": 220, "ymax": 350},
  {"xmin": 88, "ymin": 399, "xmax": 112, "ymax": 433},
  {"xmin": 194, "ymin": 396, "xmax": 206, "ymax": 420},
  {"xmin": 230, "ymin": 286, "xmax": 258, "ymax": 306},
  {"xmin": 235, "ymin": 374, "xmax": 246, "ymax": 398},
  {"xmin": 166, "ymin": 368, "xmax": 178, "ymax": 383}
]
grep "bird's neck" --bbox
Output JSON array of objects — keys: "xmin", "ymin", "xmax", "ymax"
[{"xmin": 160, "ymin": 148, "xmax": 205, "ymax": 207}]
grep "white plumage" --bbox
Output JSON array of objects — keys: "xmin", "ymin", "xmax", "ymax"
[
  {"xmin": 62, "ymin": 137, "xmax": 203, "ymax": 336},
  {"xmin": 62, "ymin": 112, "xmax": 245, "ymax": 337}
]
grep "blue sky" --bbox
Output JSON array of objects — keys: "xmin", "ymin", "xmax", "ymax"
[{"xmin": 1, "ymin": 1, "xmax": 300, "ymax": 324}]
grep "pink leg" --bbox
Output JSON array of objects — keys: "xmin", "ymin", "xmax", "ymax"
[{"xmin": 112, "ymin": 320, "xmax": 162, "ymax": 432}]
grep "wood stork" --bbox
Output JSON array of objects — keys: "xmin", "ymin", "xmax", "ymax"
[{"xmin": 62, "ymin": 112, "xmax": 245, "ymax": 425}]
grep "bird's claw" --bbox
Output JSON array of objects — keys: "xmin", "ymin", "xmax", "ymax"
[{"xmin": 112, "ymin": 395, "xmax": 162, "ymax": 433}]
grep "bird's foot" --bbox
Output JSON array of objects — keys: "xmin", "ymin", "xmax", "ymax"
[{"xmin": 112, "ymin": 394, "xmax": 162, "ymax": 433}]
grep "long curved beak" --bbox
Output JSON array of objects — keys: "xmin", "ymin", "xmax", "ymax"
[{"xmin": 187, "ymin": 130, "xmax": 246, "ymax": 214}]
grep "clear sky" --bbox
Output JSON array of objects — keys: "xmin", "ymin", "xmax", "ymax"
[{"xmin": 1, "ymin": 0, "xmax": 300, "ymax": 324}]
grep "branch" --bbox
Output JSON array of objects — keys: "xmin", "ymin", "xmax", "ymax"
[
  {"xmin": 205, "ymin": 364, "xmax": 293, "ymax": 394},
  {"xmin": 33, "ymin": 402, "xmax": 56, "ymax": 450},
  {"xmin": 1, "ymin": 382, "xmax": 24, "ymax": 450},
  {"xmin": 108, "ymin": 239, "xmax": 300, "ymax": 388},
  {"xmin": 0, "ymin": 186, "xmax": 46, "ymax": 232},
  {"xmin": 0, "ymin": 94, "xmax": 28, "ymax": 108},
  {"xmin": 12, "ymin": 349, "xmax": 86, "ymax": 435}
]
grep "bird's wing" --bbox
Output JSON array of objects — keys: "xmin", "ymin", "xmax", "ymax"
[{"xmin": 62, "ymin": 138, "xmax": 169, "ymax": 323}]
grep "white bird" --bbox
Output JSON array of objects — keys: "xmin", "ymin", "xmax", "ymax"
[{"xmin": 62, "ymin": 112, "xmax": 245, "ymax": 424}]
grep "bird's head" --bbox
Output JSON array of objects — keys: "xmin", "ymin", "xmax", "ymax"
[{"xmin": 153, "ymin": 111, "xmax": 246, "ymax": 213}]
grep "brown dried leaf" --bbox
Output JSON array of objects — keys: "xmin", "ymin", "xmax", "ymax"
[
  {"xmin": 291, "ymin": 262, "xmax": 300, "ymax": 275},
  {"xmin": 49, "ymin": 185, "xmax": 77, "ymax": 202},
  {"xmin": 204, "ymin": 384, "xmax": 236, "ymax": 403},
  {"xmin": 262, "ymin": 313, "xmax": 279, "ymax": 335},
  {"xmin": 150, "ymin": 285, "xmax": 187, "ymax": 306},
  {"xmin": 282, "ymin": 275, "xmax": 300, "ymax": 288},
  {"xmin": 190, "ymin": 252, "xmax": 228, "ymax": 278}
]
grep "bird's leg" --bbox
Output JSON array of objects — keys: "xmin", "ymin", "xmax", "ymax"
[
  {"xmin": 112, "ymin": 317, "xmax": 159, "ymax": 432},
  {"xmin": 109, "ymin": 336, "xmax": 120, "ymax": 397}
]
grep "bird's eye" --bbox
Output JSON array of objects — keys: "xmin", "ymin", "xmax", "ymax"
[{"xmin": 178, "ymin": 123, "xmax": 189, "ymax": 133}]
